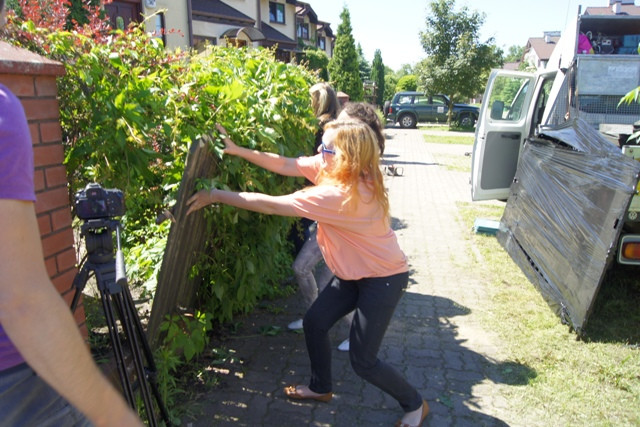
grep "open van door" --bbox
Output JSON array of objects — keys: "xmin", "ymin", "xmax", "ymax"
[{"xmin": 471, "ymin": 70, "xmax": 536, "ymax": 201}]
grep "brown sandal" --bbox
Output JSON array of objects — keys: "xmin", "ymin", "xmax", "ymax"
[{"xmin": 284, "ymin": 385, "xmax": 333, "ymax": 402}]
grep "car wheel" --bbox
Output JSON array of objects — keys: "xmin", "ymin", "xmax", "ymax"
[
  {"xmin": 458, "ymin": 114, "xmax": 475, "ymax": 128},
  {"xmin": 399, "ymin": 114, "xmax": 416, "ymax": 128}
]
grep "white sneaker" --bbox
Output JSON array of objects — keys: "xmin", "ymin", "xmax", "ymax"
[
  {"xmin": 337, "ymin": 338, "xmax": 350, "ymax": 352},
  {"xmin": 288, "ymin": 319, "xmax": 303, "ymax": 330}
]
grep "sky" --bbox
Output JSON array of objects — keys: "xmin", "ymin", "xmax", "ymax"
[{"xmin": 310, "ymin": 0, "xmax": 620, "ymax": 71}]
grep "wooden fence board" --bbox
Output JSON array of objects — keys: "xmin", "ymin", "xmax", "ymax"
[{"xmin": 147, "ymin": 135, "xmax": 217, "ymax": 347}]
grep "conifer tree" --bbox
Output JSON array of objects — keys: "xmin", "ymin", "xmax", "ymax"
[
  {"xmin": 370, "ymin": 49, "xmax": 385, "ymax": 108},
  {"xmin": 357, "ymin": 43, "xmax": 371, "ymax": 82},
  {"xmin": 328, "ymin": 6, "xmax": 363, "ymax": 101}
]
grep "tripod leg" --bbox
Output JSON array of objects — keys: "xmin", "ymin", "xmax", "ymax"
[
  {"xmin": 70, "ymin": 263, "xmax": 90, "ymax": 312},
  {"xmin": 82, "ymin": 223, "xmax": 170, "ymax": 425},
  {"xmin": 113, "ymin": 292, "xmax": 159, "ymax": 427},
  {"xmin": 100, "ymin": 289, "xmax": 137, "ymax": 407},
  {"xmin": 121, "ymin": 286, "xmax": 171, "ymax": 424}
]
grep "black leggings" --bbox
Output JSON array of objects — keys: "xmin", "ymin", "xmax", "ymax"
[{"xmin": 303, "ymin": 271, "xmax": 423, "ymax": 412}]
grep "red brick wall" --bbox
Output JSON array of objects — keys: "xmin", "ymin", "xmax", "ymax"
[{"xmin": 0, "ymin": 42, "xmax": 87, "ymax": 338}]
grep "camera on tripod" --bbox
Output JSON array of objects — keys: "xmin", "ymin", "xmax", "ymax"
[
  {"xmin": 70, "ymin": 182, "xmax": 170, "ymax": 424},
  {"xmin": 75, "ymin": 183, "xmax": 125, "ymax": 220}
]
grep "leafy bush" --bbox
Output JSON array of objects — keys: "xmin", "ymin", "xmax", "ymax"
[
  {"xmin": 297, "ymin": 47, "xmax": 330, "ymax": 81},
  {"xmin": 396, "ymin": 74, "xmax": 418, "ymax": 92},
  {"xmin": 2, "ymin": 19, "xmax": 318, "ymax": 323},
  {"xmin": 3, "ymin": 6, "xmax": 320, "ymax": 420}
]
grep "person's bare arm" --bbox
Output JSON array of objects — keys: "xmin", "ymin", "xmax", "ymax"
[
  {"xmin": 0, "ymin": 199, "xmax": 142, "ymax": 427},
  {"xmin": 186, "ymin": 188, "xmax": 298, "ymax": 217},
  {"xmin": 217, "ymin": 124, "xmax": 303, "ymax": 177}
]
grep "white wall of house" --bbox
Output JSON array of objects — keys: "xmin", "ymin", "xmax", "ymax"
[
  {"xmin": 223, "ymin": 0, "xmax": 256, "ymax": 19},
  {"xmin": 142, "ymin": 0, "xmax": 190, "ymax": 50}
]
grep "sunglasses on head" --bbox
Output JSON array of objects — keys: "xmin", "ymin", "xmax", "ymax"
[{"xmin": 321, "ymin": 140, "xmax": 336, "ymax": 161}]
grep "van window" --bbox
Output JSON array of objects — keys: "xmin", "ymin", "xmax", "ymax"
[{"xmin": 488, "ymin": 75, "xmax": 530, "ymax": 121}]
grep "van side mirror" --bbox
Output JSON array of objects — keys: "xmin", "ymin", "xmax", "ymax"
[{"xmin": 490, "ymin": 101, "xmax": 504, "ymax": 119}]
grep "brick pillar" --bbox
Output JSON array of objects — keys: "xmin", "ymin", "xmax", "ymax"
[{"xmin": 0, "ymin": 42, "xmax": 87, "ymax": 339}]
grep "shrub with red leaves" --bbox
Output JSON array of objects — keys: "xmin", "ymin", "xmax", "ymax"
[{"xmin": 6, "ymin": 0, "xmax": 112, "ymax": 44}]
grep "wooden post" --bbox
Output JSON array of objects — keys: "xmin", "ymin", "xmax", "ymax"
[{"xmin": 147, "ymin": 135, "xmax": 217, "ymax": 347}]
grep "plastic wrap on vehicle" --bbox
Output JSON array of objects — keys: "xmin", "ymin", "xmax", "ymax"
[{"xmin": 497, "ymin": 118, "xmax": 640, "ymax": 334}]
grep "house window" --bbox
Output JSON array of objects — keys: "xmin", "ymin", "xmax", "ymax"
[
  {"xmin": 193, "ymin": 36, "xmax": 217, "ymax": 52},
  {"xmin": 297, "ymin": 23, "xmax": 309, "ymax": 40},
  {"xmin": 153, "ymin": 12, "xmax": 166, "ymax": 46},
  {"xmin": 317, "ymin": 36, "xmax": 325, "ymax": 50},
  {"xmin": 269, "ymin": 2, "xmax": 285, "ymax": 24}
]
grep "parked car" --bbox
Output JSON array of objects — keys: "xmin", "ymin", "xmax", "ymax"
[{"xmin": 385, "ymin": 91, "xmax": 479, "ymax": 128}]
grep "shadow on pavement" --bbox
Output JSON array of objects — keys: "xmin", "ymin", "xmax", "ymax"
[
  {"xmin": 179, "ymin": 290, "xmax": 535, "ymax": 426},
  {"xmin": 387, "ymin": 292, "xmax": 536, "ymax": 426}
]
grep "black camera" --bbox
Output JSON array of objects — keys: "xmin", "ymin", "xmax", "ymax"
[{"xmin": 75, "ymin": 183, "xmax": 125, "ymax": 220}]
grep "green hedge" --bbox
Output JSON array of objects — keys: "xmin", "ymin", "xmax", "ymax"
[{"xmin": 5, "ymin": 22, "xmax": 318, "ymax": 323}]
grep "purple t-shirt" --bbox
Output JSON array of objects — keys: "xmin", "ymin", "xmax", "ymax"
[{"xmin": 0, "ymin": 83, "xmax": 35, "ymax": 371}]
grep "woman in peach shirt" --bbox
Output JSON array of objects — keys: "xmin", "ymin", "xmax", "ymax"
[{"xmin": 187, "ymin": 120, "xmax": 428, "ymax": 427}]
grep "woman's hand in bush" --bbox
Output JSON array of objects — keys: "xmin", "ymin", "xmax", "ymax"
[
  {"xmin": 216, "ymin": 123, "xmax": 239, "ymax": 155},
  {"xmin": 186, "ymin": 189, "xmax": 217, "ymax": 216}
]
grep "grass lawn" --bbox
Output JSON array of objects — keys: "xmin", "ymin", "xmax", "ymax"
[
  {"xmin": 455, "ymin": 198, "xmax": 640, "ymax": 426},
  {"xmin": 428, "ymin": 133, "xmax": 640, "ymax": 425},
  {"xmin": 421, "ymin": 129, "xmax": 475, "ymax": 146}
]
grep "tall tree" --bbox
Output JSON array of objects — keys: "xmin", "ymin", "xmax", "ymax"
[
  {"xmin": 418, "ymin": 0, "xmax": 502, "ymax": 123},
  {"xmin": 504, "ymin": 45, "xmax": 524, "ymax": 63},
  {"xmin": 397, "ymin": 64, "xmax": 414, "ymax": 77},
  {"xmin": 328, "ymin": 6, "xmax": 364, "ymax": 101},
  {"xmin": 370, "ymin": 49, "xmax": 385, "ymax": 108},
  {"xmin": 383, "ymin": 73, "xmax": 398, "ymax": 103},
  {"xmin": 356, "ymin": 43, "xmax": 371, "ymax": 82}
]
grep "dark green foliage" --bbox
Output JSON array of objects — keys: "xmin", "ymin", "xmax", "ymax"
[
  {"xmin": 298, "ymin": 47, "xmax": 330, "ymax": 81},
  {"xmin": 65, "ymin": 0, "xmax": 102, "ymax": 28},
  {"xmin": 371, "ymin": 49, "xmax": 385, "ymax": 108},
  {"xmin": 328, "ymin": 6, "xmax": 364, "ymax": 101},
  {"xmin": 356, "ymin": 43, "xmax": 371, "ymax": 83},
  {"xmin": 383, "ymin": 73, "xmax": 399, "ymax": 103}
]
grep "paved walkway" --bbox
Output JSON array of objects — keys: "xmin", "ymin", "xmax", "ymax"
[{"xmin": 183, "ymin": 128, "xmax": 516, "ymax": 426}]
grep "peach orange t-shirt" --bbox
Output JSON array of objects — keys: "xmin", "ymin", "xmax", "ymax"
[{"xmin": 288, "ymin": 155, "xmax": 408, "ymax": 280}]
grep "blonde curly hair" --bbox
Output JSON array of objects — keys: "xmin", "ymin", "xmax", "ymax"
[{"xmin": 317, "ymin": 120, "xmax": 389, "ymax": 221}]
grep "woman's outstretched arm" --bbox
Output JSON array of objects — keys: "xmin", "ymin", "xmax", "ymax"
[
  {"xmin": 186, "ymin": 188, "xmax": 298, "ymax": 217},
  {"xmin": 218, "ymin": 124, "xmax": 303, "ymax": 177}
]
